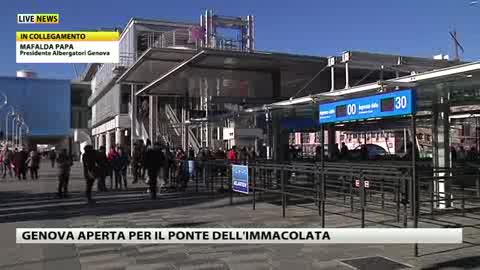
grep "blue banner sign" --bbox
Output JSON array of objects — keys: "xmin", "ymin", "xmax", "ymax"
[
  {"xmin": 187, "ymin": 160, "xmax": 195, "ymax": 177},
  {"xmin": 319, "ymin": 89, "xmax": 415, "ymax": 124},
  {"xmin": 232, "ymin": 165, "xmax": 249, "ymax": 194}
]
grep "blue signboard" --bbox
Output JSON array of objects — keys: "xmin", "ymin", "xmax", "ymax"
[
  {"xmin": 319, "ymin": 89, "xmax": 415, "ymax": 124},
  {"xmin": 232, "ymin": 165, "xmax": 249, "ymax": 194},
  {"xmin": 187, "ymin": 160, "xmax": 195, "ymax": 177}
]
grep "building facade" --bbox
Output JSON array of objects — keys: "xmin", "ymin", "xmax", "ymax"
[
  {"xmin": 0, "ymin": 75, "xmax": 71, "ymax": 148},
  {"xmin": 82, "ymin": 17, "xmax": 198, "ymax": 152},
  {"xmin": 82, "ymin": 11, "xmax": 459, "ymax": 160}
]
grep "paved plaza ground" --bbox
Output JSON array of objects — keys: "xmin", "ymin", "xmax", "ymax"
[{"xmin": 0, "ymin": 160, "xmax": 479, "ymax": 270}]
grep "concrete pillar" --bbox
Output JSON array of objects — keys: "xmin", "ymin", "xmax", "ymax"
[
  {"xmin": 130, "ymin": 85, "xmax": 137, "ymax": 157},
  {"xmin": 327, "ymin": 126, "xmax": 336, "ymax": 159},
  {"xmin": 182, "ymin": 91, "xmax": 190, "ymax": 151},
  {"xmin": 149, "ymin": 96, "xmax": 158, "ymax": 143},
  {"xmin": 105, "ymin": 131, "xmax": 111, "ymax": 152},
  {"xmin": 115, "ymin": 128, "xmax": 122, "ymax": 147},
  {"xmin": 98, "ymin": 134, "xmax": 104, "ymax": 149},
  {"xmin": 272, "ymin": 112, "xmax": 289, "ymax": 162},
  {"xmin": 268, "ymin": 70, "xmax": 281, "ymax": 160},
  {"xmin": 181, "ymin": 105, "xmax": 187, "ymax": 151},
  {"xmin": 432, "ymin": 89, "xmax": 452, "ymax": 209}
]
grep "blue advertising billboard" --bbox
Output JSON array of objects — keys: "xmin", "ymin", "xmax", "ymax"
[
  {"xmin": 319, "ymin": 89, "xmax": 415, "ymax": 124},
  {"xmin": 232, "ymin": 164, "xmax": 249, "ymax": 194}
]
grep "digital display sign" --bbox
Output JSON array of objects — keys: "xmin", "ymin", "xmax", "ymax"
[
  {"xmin": 381, "ymin": 97, "xmax": 395, "ymax": 112},
  {"xmin": 335, "ymin": 104, "xmax": 347, "ymax": 117},
  {"xmin": 319, "ymin": 89, "xmax": 415, "ymax": 124}
]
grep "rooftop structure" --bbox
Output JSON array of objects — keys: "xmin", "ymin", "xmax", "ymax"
[{"xmin": 82, "ymin": 10, "xmax": 463, "ymax": 157}]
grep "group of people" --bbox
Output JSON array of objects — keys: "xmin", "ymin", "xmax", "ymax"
[
  {"xmin": 81, "ymin": 145, "xmax": 130, "ymax": 204},
  {"xmin": 226, "ymin": 146, "xmax": 257, "ymax": 164},
  {"xmin": 80, "ymin": 141, "xmax": 258, "ymax": 202},
  {"xmin": 131, "ymin": 140, "xmax": 191, "ymax": 199},
  {"xmin": 0, "ymin": 146, "xmax": 41, "ymax": 180},
  {"xmin": 451, "ymin": 146, "xmax": 478, "ymax": 162}
]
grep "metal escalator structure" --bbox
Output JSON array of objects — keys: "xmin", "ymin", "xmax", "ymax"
[
  {"xmin": 157, "ymin": 105, "xmax": 181, "ymax": 147},
  {"xmin": 133, "ymin": 104, "xmax": 150, "ymax": 143},
  {"xmin": 159, "ymin": 104, "xmax": 201, "ymax": 153}
]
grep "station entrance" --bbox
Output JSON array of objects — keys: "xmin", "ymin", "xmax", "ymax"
[
  {"xmin": 124, "ymin": 48, "xmax": 480, "ymax": 256},
  {"xmin": 191, "ymin": 62, "xmax": 480, "ymax": 256}
]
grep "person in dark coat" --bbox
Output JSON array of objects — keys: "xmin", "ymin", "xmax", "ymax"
[
  {"xmin": 56, "ymin": 149, "xmax": 73, "ymax": 198},
  {"xmin": 131, "ymin": 141, "xmax": 143, "ymax": 184},
  {"xmin": 49, "ymin": 150, "xmax": 57, "ymax": 168},
  {"xmin": 141, "ymin": 140, "xmax": 151, "ymax": 180},
  {"xmin": 144, "ymin": 142, "xmax": 164, "ymax": 199},
  {"xmin": 188, "ymin": 146, "xmax": 195, "ymax": 160},
  {"xmin": 113, "ymin": 147, "xmax": 129, "ymax": 190},
  {"xmin": 96, "ymin": 146, "xmax": 109, "ymax": 192},
  {"xmin": 82, "ymin": 145, "xmax": 98, "ymax": 204},
  {"xmin": 27, "ymin": 150, "xmax": 41, "ymax": 180},
  {"xmin": 2, "ymin": 147, "xmax": 13, "ymax": 178},
  {"xmin": 14, "ymin": 148, "xmax": 28, "ymax": 180}
]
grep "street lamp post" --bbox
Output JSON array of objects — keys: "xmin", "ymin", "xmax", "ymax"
[
  {"xmin": 4, "ymin": 106, "xmax": 13, "ymax": 146},
  {"xmin": 16, "ymin": 115, "xmax": 23, "ymax": 148},
  {"xmin": 12, "ymin": 114, "xmax": 22, "ymax": 148},
  {"xmin": 11, "ymin": 113, "xmax": 16, "ymax": 148},
  {"xmin": 19, "ymin": 120, "xmax": 28, "ymax": 147},
  {"xmin": 19, "ymin": 122, "xmax": 23, "ymax": 147}
]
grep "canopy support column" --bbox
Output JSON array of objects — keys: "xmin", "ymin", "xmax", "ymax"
[
  {"xmin": 432, "ymin": 89, "xmax": 452, "ymax": 209},
  {"xmin": 130, "ymin": 84, "xmax": 137, "ymax": 157}
]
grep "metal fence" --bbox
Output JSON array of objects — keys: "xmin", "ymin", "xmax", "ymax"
[{"xmin": 156, "ymin": 159, "xmax": 480, "ymax": 255}]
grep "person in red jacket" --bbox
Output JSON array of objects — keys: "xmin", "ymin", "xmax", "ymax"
[
  {"xmin": 227, "ymin": 146, "xmax": 237, "ymax": 163},
  {"xmin": 106, "ymin": 146, "xmax": 119, "ymax": 190}
]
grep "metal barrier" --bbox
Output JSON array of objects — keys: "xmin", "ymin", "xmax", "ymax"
[
  {"xmin": 170, "ymin": 160, "xmax": 414, "ymax": 227},
  {"xmin": 159, "ymin": 159, "xmax": 480, "ymax": 256}
]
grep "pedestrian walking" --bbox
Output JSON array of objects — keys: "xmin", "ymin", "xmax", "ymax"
[
  {"xmin": 56, "ymin": 149, "xmax": 73, "ymax": 198},
  {"xmin": 2, "ymin": 146, "xmax": 13, "ymax": 179},
  {"xmin": 49, "ymin": 149, "xmax": 57, "ymax": 168},
  {"xmin": 14, "ymin": 147, "xmax": 28, "ymax": 180},
  {"xmin": 27, "ymin": 149, "xmax": 41, "ymax": 180},
  {"xmin": 144, "ymin": 142, "xmax": 164, "ymax": 199},
  {"xmin": 141, "ymin": 140, "xmax": 151, "ymax": 180},
  {"xmin": 131, "ymin": 141, "xmax": 143, "ymax": 184},
  {"xmin": 164, "ymin": 147, "xmax": 174, "ymax": 186},
  {"xmin": 113, "ymin": 147, "xmax": 129, "ymax": 190},
  {"xmin": 188, "ymin": 146, "xmax": 195, "ymax": 160},
  {"xmin": 227, "ymin": 146, "xmax": 237, "ymax": 163},
  {"xmin": 82, "ymin": 145, "xmax": 98, "ymax": 204},
  {"xmin": 175, "ymin": 148, "xmax": 187, "ymax": 190},
  {"xmin": 96, "ymin": 146, "xmax": 109, "ymax": 192},
  {"xmin": 107, "ymin": 146, "xmax": 119, "ymax": 190}
]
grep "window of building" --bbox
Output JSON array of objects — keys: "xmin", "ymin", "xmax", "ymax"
[{"xmin": 120, "ymin": 92, "xmax": 130, "ymax": 114}]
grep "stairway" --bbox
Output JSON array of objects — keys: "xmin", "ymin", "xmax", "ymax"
[
  {"xmin": 158, "ymin": 106, "xmax": 182, "ymax": 147},
  {"xmin": 161, "ymin": 104, "xmax": 201, "ymax": 153}
]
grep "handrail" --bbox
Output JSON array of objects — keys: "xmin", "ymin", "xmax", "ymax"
[{"xmin": 165, "ymin": 104, "xmax": 201, "ymax": 152}]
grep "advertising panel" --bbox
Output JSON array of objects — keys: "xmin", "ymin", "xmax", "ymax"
[
  {"xmin": 232, "ymin": 165, "xmax": 249, "ymax": 194},
  {"xmin": 319, "ymin": 89, "xmax": 415, "ymax": 124}
]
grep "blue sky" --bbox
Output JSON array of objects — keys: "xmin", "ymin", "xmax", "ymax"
[{"xmin": 1, "ymin": 0, "xmax": 478, "ymax": 80}]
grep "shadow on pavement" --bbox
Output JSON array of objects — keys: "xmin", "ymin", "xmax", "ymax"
[
  {"xmin": 0, "ymin": 189, "xmax": 231, "ymax": 224},
  {"xmin": 0, "ymin": 254, "xmax": 78, "ymax": 270},
  {"xmin": 421, "ymin": 256, "xmax": 480, "ymax": 269}
]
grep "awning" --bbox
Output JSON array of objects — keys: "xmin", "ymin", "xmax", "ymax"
[
  {"xmin": 116, "ymin": 47, "xmax": 328, "ymax": 97},
  {"xmin": 245, "ymin": 61, "xmax": 480, "ymax": 112}
]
